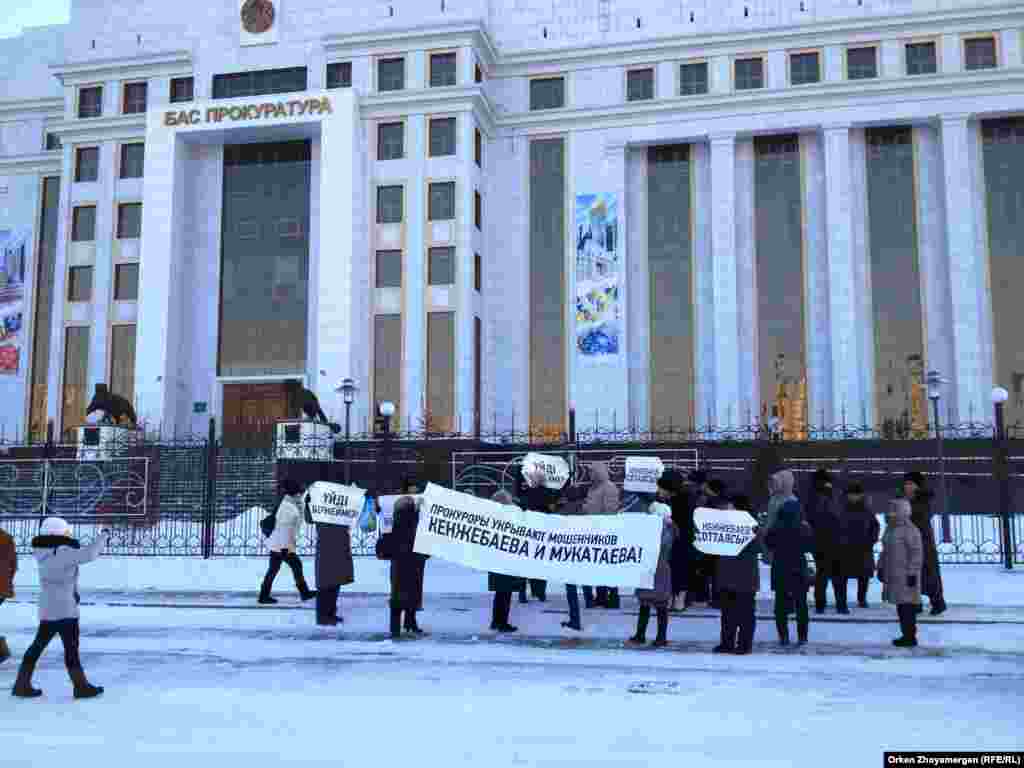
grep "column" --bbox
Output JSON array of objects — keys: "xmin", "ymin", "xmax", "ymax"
[
  {"xmin": 849, "ymin": 128, "xmax": 873, "ymax": 427},
  {"xmin": 46, "ymin": 142, "xmax": 74, "ymax": 428},
  {"xmin": 940, "ymin": 114, "xmax": 991, "ymax": 422},
  {"xmin": 822, "ymin": 124, "xmax": 863, "ymax": 426},
  {"xmin": 801, "ymin": 131, "xmax": 832, "ymax": 428},
  {"xmin": 401, "ymin": 114, "xmax": 427, "ymax": 432},
  {"xmin": 87, "ymin": 140, "xmax": 116, "ymax": 395},
  {"xmin": 709, "ymin": 133, "xmax": 741, "ymax": 429},
  {"xmin": 625, "ymin": 146, "xmax": 649, "ymax": 431},
  {"xmin": 734, "ymin": 137, "xmax": 758, "ymax": 425},
  {"xmin": 691, "ymin": 142, "xmax": 713, "ymax": 426},
  {"xmin": 455, "ymin": 111, "xmax": 477, "ymax": 433}
]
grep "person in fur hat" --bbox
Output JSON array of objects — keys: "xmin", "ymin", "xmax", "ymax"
[
  {"xmin": 0, "ymin": 525, "xmax": 16, "ymax": 663},
  {"xmin": 11, "ymin": 518, "xmax": 109, "ymax": 699},
  {"xmin": 629, "ymin": 497, "xmax": 679, "ymax": 648},
  {"xmin": 903, "ymin": 471, "xmax": 946, "ymax": 615}
]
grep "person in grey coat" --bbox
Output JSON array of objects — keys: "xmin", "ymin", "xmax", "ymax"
[
  {"xmin": 629, "ymin": 501, "xmax": 678, "ymax": 648},
  {"xmin": 878, "ymin": 499, "xmax": 924, "ymax": 648},
  {"xmin": 12, "ymin": 518, "xmax": 109, "ymax": 699}
]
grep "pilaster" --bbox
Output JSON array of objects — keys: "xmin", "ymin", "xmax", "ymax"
[{"xmin": 709, "ymin": 132, "xmax": 741, "ymax": 429}]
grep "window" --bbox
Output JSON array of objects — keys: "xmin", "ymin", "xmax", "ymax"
[
  {"xmin": 123, "ymin": 82, "xmax": 148, "ymax": 114},
  {"xmin": 428, "ymin": 117, "xmax": 456, "ymax": 157},
  {"xmin": 78, "ymin": 86, "xmax": 102, "ymax": 118},
  {"xmin": 170, "ymin": 76, "xmax": 194, "ymax": 103},
  {"xmin": 789, "ymin": 52, "xmax": 820, "ymax": 85},
  {"xmin": 377, "ymin": 186, "xmax": 404, "ymax": 224},
  {"xmin": 475, "ymin": 62, "xmax": 484, "ymax": 83},
  {"xmin": 75, "ymin": 147, "xmax": 99, "ymax": 183},
  {"xmin": 114, "ymin": 263, "xmax": 139, "ymax": 301},
  {"xmin": 62, "ymin": 326, "xmax": 90, "ymax": 430},
  {"xmin": 429, "ymin": 182, "xmax": 455, "ymax": 221},
  {"xmin": 45, "ymin": 133, "xmax": 62, "ymax": 151},
  {"xmin": 426, "ymin": 311, "xmax": 455, "ymax": 432},
  {"xmin": 430, "ymin": 52, "xmax": 457, "ymax": 87},
  {"xmin": 846, "ymin": 46, "xmax": 878, "ymax": 80},
  {"xmin": 376, "ymin": 250, "xmax": 402, "ymax": 288},
  {"xmin": 71, "ymin": 206, "xmax": 96, "ymax": 242},
  {"xmin": 378, "ymin": 57, "xmax": 405, "ymax": 92},
  {"xmin": 68, "ymin": 266, "xmax": 93, "ymax": 302},
  {"xmin": 474, "ymin": 252, "xmax": 481, "ymax": 292},
  {"xmin": 627, "ymin": 68, "xmax": 655, "ymax": 101},
  {"xmin": 109, "ymin": 325, "xmax": 137, "ymax": 408},
  {"xmin": 428, "ymin": 247, "xmax": 455, "ymax": 285},
  {"xmin": 679, "ymin": 62, "xmax": 708, "ymax": 95},
  {"xmin": 378, "ymin": 122, "xmax": 405, "ymax": 160},
  {"xmin": 964, "ymin": 37, "xmax": 997, "ymax": 70},
  {"xmin": 530, "ymin": 77, "xmax": 565, "ymax": 110},
  {"xmin": 373, "ymin": 315, "xmax": 402, "ymax": 428},
  {"xmin": 120, "ymin": 143, "xmax": 144, "ymax": 179},
  {"xmin": 326, "ymin": 61, "xmax": 352, "ymax": 89},
  {"xmin": 117, "ymin": 203, "xmax": 142, "ymax": 239},
  {"xmin": 905, "ymin": 42, "xmax": 937, "ymax": 75},
  {"xmin": 474, "ymin": 190, "xmax": 482, "ymax": 230},
  {"xmin": 735, "ymin": 57, "xmax": 764, "ymax": 90},
  {"xmin": 475, "ymin": 128, "xmax": 482, "ymax": 167},
  {"xmin": 212, "ymin": 67, "xmax": 307, "ymax": 99}
]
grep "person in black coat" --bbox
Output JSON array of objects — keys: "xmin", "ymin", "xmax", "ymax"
[
  {"xmin": 695, "ymin": 477, "xmax": 726, "ymax": 609},
  {"xmin": 400, "ymin": 477, "xmax": 429, "ymax": 619},
  {"xmin": 807, "ymin": 468, "xmax": 845, "ymax": 613},
  {"xmin": 903, "ymin": 471, "xmax": 946, "ymax": 615},
  {"xmin": 518, "ymin": 470, "xmax": 556, "ymax": 603},
  {"xmin": 305, "ymin": 494, "xmax": 355, "ymax": 626},
  {"xmin": 714, "ymin": 495, "xmax": 761, "ymax": 655},
  {"xmin": 838, "ymin": 482, "xmax": 880, "ymax": 609},
  {"xmin": 488, "ymin": 490, "xmax": 526, "ymax": 632},
  {"xmin": 389, "ymin": 496, "xmax": 426, "ymax": 638},
  {"xmin": 765, "ymin": 498, "xmax": 813, "ymax": 645},
  {"xmin": 657, "ymin": 469, "xmax": 692, "ymax": 611}
]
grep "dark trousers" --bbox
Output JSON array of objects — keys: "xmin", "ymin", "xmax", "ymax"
[
  {"xmin": 813, "ymin": 555, "xmax": 846, "ymax": 611},
  {"xmin": 260, "ymin": 550, "xmax": 311, "ymax": 599},
  {"xmin": 21, "ymin": 618, "xmax": 82, "ymax": 673},
  {"xmin": 719, "ymin": 590, "xmax": 757, "ymax": 651},
  {"xmin": 897, "ymin": 603, "xmax": 918, "ymax": 641},
  {"xmin": 491, "ymin": 591, "xmax": 513, "ymax": 628},
  {"xmin": 585, "ymin": 586, "xmax": 619, "ymax": 608},
  {"xmin": 774, "ymin": 582, "xmax": 809, "ymax": 642},
  {"xmin": 316, "ymin": 585, "xmax": 341, "ymax": 622},
  {"xmin": 565, "ymin": 584, "xmax": 582, "ymax": 628},
  {"xmin": 857, "ymin": 576, "xmax": 870, "ymax": 604},
  {"xmin": 520, "ymin": 579, "xmax": 546, "ymax": 602}
]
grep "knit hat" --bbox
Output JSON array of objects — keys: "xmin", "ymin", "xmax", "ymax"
[
  {"xmin": 280, "ymin": 477, "xmax": 303, "ymax": 496},
  {"xmin": 903, "ymin": 471, "xmax": 926, "ymax": 489},
  {"xmin": 845, "ymin": 481, "xmax": 865, "ymax": 495},
  {"xmin": 657, "ymin": 468, "xmax": 684, "ymax": 494},
  {"xmin": 39, "ymin": 517, "xmax": 71, "ymax": 537},
  {"xmin": 706, "ymin": 478, "xmax": 727, "ymax": 497},
  {"xmin": 730, "ymin": 494, "xmax": 752, "ymax": 512}
]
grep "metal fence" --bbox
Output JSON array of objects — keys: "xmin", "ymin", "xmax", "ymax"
[{"xmin": 0, "ymin": 419, "xmax": 1020, "ymax": 564}]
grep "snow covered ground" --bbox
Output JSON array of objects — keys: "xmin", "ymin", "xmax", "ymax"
[{"xmin": 2, "ymin": 562, "xmax": 1023, "ymax": 767}]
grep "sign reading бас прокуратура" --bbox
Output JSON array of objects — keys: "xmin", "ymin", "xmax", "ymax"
[{"xmin": 162, "ymin": 96, "xmax": 334, "ymax": 128}]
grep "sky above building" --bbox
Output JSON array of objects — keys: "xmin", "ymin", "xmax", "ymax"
[{"xmin": 0, "ymin": 0, "xmax": 70, "ymax": 39}]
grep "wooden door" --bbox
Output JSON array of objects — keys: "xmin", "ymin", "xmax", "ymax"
[{"xmin": 222, "ymin": 382, "xmax": 290, "ymax": 447}]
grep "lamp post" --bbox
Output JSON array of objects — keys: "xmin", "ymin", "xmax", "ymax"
[
  {"xmin": 336, "ymin": 378, "xmax": 356, "ymax": 485},
  {"xmin": 375, "ymin": 401, "xmax": 396, "ymax": 493},
  {"xmin": 992, "ymin": 387, "xmax": 1014, "ymax": 570},
  {"xmin": 926, "ymin": 370, "xmax": 951, "ymax": 544},
  {"xmin": 377, "ymin": 401, "xmax": 395, "ymax": 437}
]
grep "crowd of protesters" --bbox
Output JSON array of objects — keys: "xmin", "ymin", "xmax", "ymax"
[{"xmin": 3, "ymin": 463, "xmax": 947, "ymax": 698}]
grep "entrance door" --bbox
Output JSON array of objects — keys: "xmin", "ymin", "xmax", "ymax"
[{"xmin": 222, "ymin": 382, "xmax": 290, "ymax": 446}]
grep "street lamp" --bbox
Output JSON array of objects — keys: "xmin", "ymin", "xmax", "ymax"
[
  {"xmin": 992, "ymin": 387, "xmax": 1014, "ymax": 570},
  {"xmin": 926, "ymin": 370, "xmax": 951, "ymax": 543},
  {"xmin": 335, "ymin": 378, "xmax": 357, "ymax": 484}
]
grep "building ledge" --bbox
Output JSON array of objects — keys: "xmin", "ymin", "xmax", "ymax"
[
  {"xmin": 360, "ymin": 84, "xmax": 498, "ymax": 136},
  {"xmin": 48, "ymin": 114, "xmax": 146, "ymax": 142},
  {"xmin": 0, "ymin": 97, "xmax": 64, "ymax": 123},
  {"xmin": 51, "ymin": 50, "xmax": 193, "ymax": 86},
  {"xmin": 0, "ymin": 151, "xmax": 62, "ymax": 176},
  {"xmin": 323, "ymin": 21, "xmax": 498, "ymax": 72}
]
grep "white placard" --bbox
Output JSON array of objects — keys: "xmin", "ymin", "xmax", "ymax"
[
  {"xmin": 693, "ymin": 507, "xmax": 758, "ymax": 556},
  {"xmin": 623, "ymin": 457, "xmax": 665, "ymax": 493},
  {"xmin": 306, "ymin": 481, "xmax": 366, "ymax": 527},
  {"xmin": 414, "ymin": 483, "xmax": 663, "ymax": 588},
  {"xmin": 521, "ymin": 452, "xmax": 571, "ymax": 490}
]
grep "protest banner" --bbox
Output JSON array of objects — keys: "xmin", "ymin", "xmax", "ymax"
[
  {"xmin": 692, "ymin": 507, "xmax": 758, "ymax": 556},
  {"xmin": 521, "ymin": 452, "xmax": 571, "ymax": 490},
  {"xmin": 305, "ymin": 481, "xmax": 367, "ymax": 526},
  {"xmin": 414, "ymin": 483, "xmax": 663, "ymax": 588},
  {"xmin": 623, "ymin": 457, "xmax": 665, "ymax": 493}
]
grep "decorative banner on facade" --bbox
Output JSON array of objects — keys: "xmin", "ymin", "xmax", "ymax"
[
  {"xmin": 623, "ymin": 457, "xmax": 665, "ymax": 493},
  {"xmin": 693, "ymin": 507, "xmax": 758, "ymax": 556},
  {"xmin": 0, "ymin": 228, "xmax": 29, "ymax": 375},
  {"xmin": 414, "ymin": 484, "xmax": 663, "ymax": 588},
  {"xmin": 306, "ymin": 481, "xmax": 367, "ymax": 526},
  {"xmin": 521, "ymin": 452, "xmax": 571, "ymax": 491},
  {"xmin": 575, "ymin": 193, "xmax": 621, "ymax": 363}
]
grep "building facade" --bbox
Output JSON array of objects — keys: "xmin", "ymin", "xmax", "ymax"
[{"xmin": 0, "ymin": 0, "xmax": 1022, "ymax": 440}]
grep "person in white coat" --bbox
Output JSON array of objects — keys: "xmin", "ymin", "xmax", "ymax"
[{"xmin": 258, "ymin": 478, "xmax": 316, "ymax": 605}]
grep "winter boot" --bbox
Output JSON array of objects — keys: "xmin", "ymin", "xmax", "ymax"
[
  {"xmin": 929, "ymin": 598, "xmax": 947, "ymax": 617},
  {"xmin": 797, "ymin": 622, "xmax": 809, "ymax": 646},
  {"xmin": 0, "ymin": 636, "xmax": 10, "ymax": 664},
  {"xmin": 390, "ymin": 605, "xmax": 403, "ymax": 639},
  {"xmin": 775, "ymin": 619, "xmax": 790, "ymax": 646},
  {"xmin": 651, "ymin": 607, "xmax": 669, "ymax": 648},
  {"xmin": 404, "ymin": 612, "xmax": 425, "ymax": 636},
  {"xmin": 257, "ymin": 596, "xmax": 278, "ymax": 605},
  {"xmin": 68, "ymin": 667, "xmax": 103, "ymax": 699},
  {"xmin": 894, "ymin": 604, "xmax": 919, "ymax": 647},
  {"xmin": 629, "ymin": 605, "xmax": 650, "ymax": 644},
  {"xmin": 607, "ymin": 590, "xmax": 621, "ymax": 610},
  {"xmin": 11, "ymin": 655, "xmax": 42, "ymax": 698}
]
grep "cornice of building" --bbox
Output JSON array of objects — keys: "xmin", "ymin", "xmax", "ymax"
[
  {"xmin": 51, "ymin": 50, "xmax": 193, "ymax": 86},
  {"xmin": 47, "ymin": 114, "xmax": 147, "ymax": 144},
  {"xmin": 360, "ymin": 84, "xmax": 498, "ymax": 136},
  {"xmin": 323, "ymin": 21, "xmax": 499, "ymax": 73},
  {"xmin": 0, "ymin": 151, "xmax": 62, "ymax": 176},
  {"xmin": 0, "ymin": 97, "xmax": 64, "ymax": 124},
  {"xmin": 497, "ymin": 66, "xmax": 1024, "ymax": 134},
  {"xmin": 493, "ymin": 5, "xmax": 1024, "ymax": 75}
]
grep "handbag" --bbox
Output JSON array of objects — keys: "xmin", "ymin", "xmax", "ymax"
[{"xmin": 260, "ymin": 511, "xmax": 276, "ymax": 539}]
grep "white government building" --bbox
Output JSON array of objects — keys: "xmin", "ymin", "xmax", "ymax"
[{"xmin": 0, "ymin": 0, "xmax": 1022, "ymax": 441}]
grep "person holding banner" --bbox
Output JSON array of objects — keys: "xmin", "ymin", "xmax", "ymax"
[
  {"xmin": 629, "ymin": 502, "xmax": 678, "ymax": 648},
  {"xmin": 714, "ymin": 496, "xmax": 762, "ymax": 655},
  {"xmin": 400, "ymin": 477, "xmax": 429, "ymax": 618},
  {"xmin": 306, "ymin": 495, "xmax": 355, "ymax": 627},
  {"xmin": 389, "ymin": 496, "xmax": 427, "ymax": 638},
  {"xmin": 259, "ymin": 478, "xmax": 317, "ymax": 605},
  {"xmin": 579, "ymin": 462, "xmax": 622, "ymax": 609},
  {"xmin": 488, "ymin": 490, "xmax": 527, "ymax": 633},
  {"xmin": 518, "ymin": 468, "xmax": 554, "ymax": 603},
  {"xmin": 765, "ymin": 499, "xmax": 813, "ymax": 646}
]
